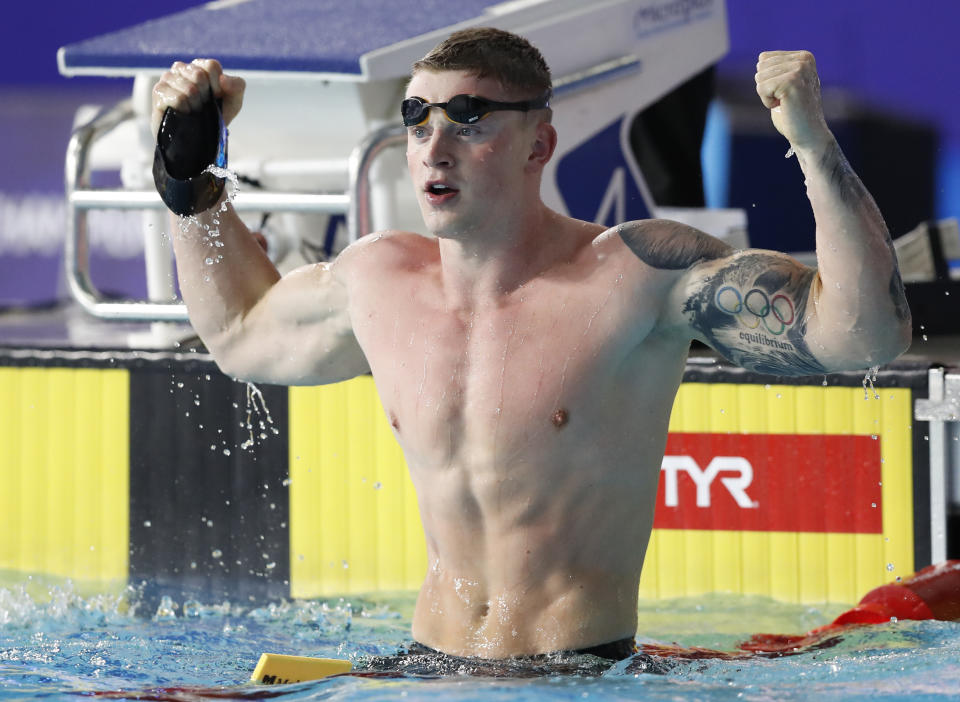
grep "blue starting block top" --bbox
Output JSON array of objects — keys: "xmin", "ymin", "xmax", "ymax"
[{"xmin": 59, "ymin": 0, "xmax": 502, "ymax": 78}]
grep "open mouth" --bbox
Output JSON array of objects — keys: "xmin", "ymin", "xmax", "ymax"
[{"xmin": 425, "ymin": 182, "xmax": 459, "ymax": 201}]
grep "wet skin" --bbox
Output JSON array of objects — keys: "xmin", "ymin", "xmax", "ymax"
[{"xmin": 156, "ymin": 54, "xmax": 910, "ymax": 658}]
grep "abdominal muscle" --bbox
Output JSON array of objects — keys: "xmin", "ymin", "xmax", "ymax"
[
  {"xmin": 406, "ymin": 438, "xmax": 660, "ymax": 658},
  {"xmin": 367, "ymin": 344, "xmax": 682, "ymax": 655},
  {"xmin": 412, "ymin": 545, "xmax": 644, "ymax": 658}
]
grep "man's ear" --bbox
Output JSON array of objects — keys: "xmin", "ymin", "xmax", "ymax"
[{"xmin": 526, "ymin": 121, "xmax": 557, "ymax": 172}]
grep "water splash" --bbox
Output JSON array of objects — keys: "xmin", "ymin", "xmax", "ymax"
[
  {"xmin": 205, "ymin": 164, "xmax": 240, "ymax": 195},
  {"xmin": 174, "ymin": 165, "xmax": 239, "ymax": 265},
  {"xmin": 240, "ymin": 381, "xmax": 279, "ymax": 451},
  {"xmin": 0, "ymin": 580, "xmax": 138, "ymax": 630},
  {"xmin": 862, "ymin": 365, "xmax": 880, "ymax": 400}
]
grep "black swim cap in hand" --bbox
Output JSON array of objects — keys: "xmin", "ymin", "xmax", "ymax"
[{"xmin": 152, "ymin": 92, "xmax": 228, "ymax": 216}]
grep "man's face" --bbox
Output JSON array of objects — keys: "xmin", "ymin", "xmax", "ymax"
[{"xmin": 404, "ymin": 69, "xmax": 538, "ymax": 239}]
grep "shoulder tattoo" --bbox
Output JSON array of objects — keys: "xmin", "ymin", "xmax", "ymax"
[
  {"xmin": 618, "ymin": 221, "xmax": 733, "ymax": 270},
  {"xmin": 683, "ymin": 253, "xmax": 828, "ymax": 376}
]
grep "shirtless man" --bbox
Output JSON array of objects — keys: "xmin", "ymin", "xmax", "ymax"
[{"xmin": 151, "ymin": 28, "xmax": 911, "ymax": 661}]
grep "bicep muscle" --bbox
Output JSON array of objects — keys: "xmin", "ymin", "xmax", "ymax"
[{"xmin": 679, "ymin": 251, "xmax": 827, "ymax": 376}]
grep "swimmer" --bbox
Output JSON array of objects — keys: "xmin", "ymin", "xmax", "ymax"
[{"xmin": 151, "ymin": 29, "xmax": 910, "ymax": 661}]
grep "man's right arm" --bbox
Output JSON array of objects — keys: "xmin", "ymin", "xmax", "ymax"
[
  {"xmin": 172, "ymin": 203, "xmax": 370, "ymax": 385},
  {"xmin": 154, "ymin": 59, "xmax": 370, "ymax": 385}
]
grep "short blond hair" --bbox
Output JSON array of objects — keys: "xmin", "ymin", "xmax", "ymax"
[{"xmin": 413, "ymin": 27, "xmax": 552, "ymax": 101}]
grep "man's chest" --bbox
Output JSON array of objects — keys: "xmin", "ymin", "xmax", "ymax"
[{"xmin": 349, "ymin": 272, "xmax": 659, "ymax": 459}]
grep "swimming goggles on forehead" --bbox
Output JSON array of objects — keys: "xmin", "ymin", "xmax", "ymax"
[{"xmin": 401, "ymin": 93, "xmax": 550, "ymax": 127}]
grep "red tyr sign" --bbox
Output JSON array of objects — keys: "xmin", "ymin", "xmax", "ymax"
[{"xmin": 655, "ymin": 433, "xmax": 883, "ymax": 534}]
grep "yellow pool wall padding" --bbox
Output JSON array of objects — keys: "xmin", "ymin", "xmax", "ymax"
[
  {"xmin": 290, "ymin": 377, "xmax": 427, "ymax": 597},
  {"xmin": 0, "ymin": 366, "xmax": 914, "ymax": 606},
  {"xmin": 643, "ymin": 383, "xmax": 912, "ymax": 604},
  {"xmin": 290, "ymin": 378, "xmax": 914, "ymax": 605},
  {"xmin": 0, "ymin": 367, "xmax": 129, "ymax": 586}
]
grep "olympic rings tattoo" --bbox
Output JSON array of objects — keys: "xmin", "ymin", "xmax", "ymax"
[{"xmin": 715, "ymin": 285, "xmax": 795, "ymax": 335}]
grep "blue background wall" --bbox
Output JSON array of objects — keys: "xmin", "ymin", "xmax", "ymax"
[{"xmin": 1, "ymin": 0, "xmax": 957, "ymax": 305}]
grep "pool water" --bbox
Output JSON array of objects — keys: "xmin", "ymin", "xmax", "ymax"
[{"xmin": 2, "ymin": 577, "xmax": 960, "ymax": 701}]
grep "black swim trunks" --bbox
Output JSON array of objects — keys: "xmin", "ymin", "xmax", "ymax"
[
  {"xmin": 408, "ymin": 636, "xmax": 637, "ymax": 661},
  {"xmin": 571, "ymin": 637, "xmax": 638, "ymax": 661},
  {"xmin": 358, "ymin": 637, "xmax": 646, "ymax": 678}
]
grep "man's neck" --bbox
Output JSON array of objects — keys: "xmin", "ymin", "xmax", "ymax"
[{"xmin": 436, "ymin": 203, "xmax": 566, "ymax": 310}]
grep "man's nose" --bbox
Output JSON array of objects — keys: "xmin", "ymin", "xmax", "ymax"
[{"xmin": 423, "ymin": 121, "xmax": 454, "ymax": 168}]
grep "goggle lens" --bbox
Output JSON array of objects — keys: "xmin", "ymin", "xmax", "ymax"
[{"xmin": 401, "ymin": 94, "xmax": 549, "ymax": 127}]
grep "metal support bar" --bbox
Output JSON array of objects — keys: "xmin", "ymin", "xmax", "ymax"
[
  {"xmin": 70, "ymin": 189, "xmax": 350, "ymax": 212},
  {"xmin": 65, "ymin": 100, "xmax": 354, "ymax": 322},
  {"xmin": 915, "ymin": 367, "xmax": 951, "ymax": 563},
  {"xmin": 347, "ymin": 124, "xmax": 407, "ymax": 244}
]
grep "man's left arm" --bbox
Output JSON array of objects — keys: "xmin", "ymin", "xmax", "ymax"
[
  {"xmin": 754, "ymin": 51, "xmax": 910, "ymax": 361},
  {"xmin": 644, "ymin": 51, "xmax": 910, "ymax": 375}
]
